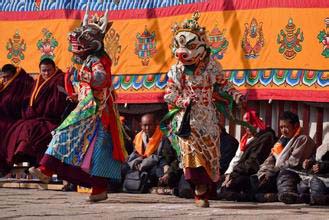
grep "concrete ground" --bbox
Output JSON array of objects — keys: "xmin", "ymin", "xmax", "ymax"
[{"xmin": 0, "ymin": 188, "xmax": 328, "ymax": 220}]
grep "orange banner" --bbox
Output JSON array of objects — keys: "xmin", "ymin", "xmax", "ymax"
[{"xmin": 0, "ymin": 1, "xmax": 328, "ymax": 102}]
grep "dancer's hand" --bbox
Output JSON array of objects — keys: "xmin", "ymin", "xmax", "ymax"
[
  {"xmin": 159, "ymin": 174, "xmax": 169, "ymax": 185},
  {"xmin": 67, "ymin": 94, "xmax": 78, "ymax": 102},
  {"xmin": 303, "ymin": 159, "xmax": 314, "ymax": 170},
  {"xmin": 222, "ymin": 174, "xmax": 232, "ymax": 188},
  {"xmin": 133, "ymin": 161, "xmax": 142, "ymax": 170},
  {"xmin": 312, "ymin": 164, "xmax": 320, "ymax": 174},
  {"xmin": 258, "ymin": 173, "xmax": 268, "ymax": 186}
]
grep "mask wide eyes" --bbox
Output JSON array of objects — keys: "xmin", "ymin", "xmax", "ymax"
[{"xmin": 186, "ymin": 44, "xmax": 197, "ymax": 50}]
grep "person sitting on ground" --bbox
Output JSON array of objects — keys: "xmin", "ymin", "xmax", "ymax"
[
  {"xmin": 1, "ymin": 58, "xmax": 72, "ymax": 175},
  {"xmin": 0, "ymin": 64, "xmax": 34, "ymax": 176},
  {"xmin": 252, "ymin": 111, "xmax": 316, "ymax": 203},
  {"xmin": 218, "ymin": 110, "xmax": 276, "ymax": 201},
  {"xmin": 122, "ymin": 113, "xmax": 178, "ymax": 192},
  {"xmin": 219, "ymin": 127, "xmax": 239, "ymax": 174},
  {"xmin": 277, "ymin": 139, "xmax": 329, "ymax": 205}
]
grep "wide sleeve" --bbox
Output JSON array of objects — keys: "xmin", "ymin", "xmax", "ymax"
[
  {"xmin": 211, "ymin": 62, "xmax": 243, "ymax": 103},
  {"xmin": 225, "ymin": 147, "xmax": 243, "ymax": 175},
  {"xmin": 231, "ymin": 130, "xmax": 276, "ymax": 177},
  {"xmin": 90, "ymin": 60, "xmax": 111, "ymax": 91},
  {"xmin": 281, "ymin": 135, "xmax": 316, "ymax": 169},
  {"xmin": 164, "ymin": 68, "xmax": 191, "ymax": 109},
  {"xmin": 257, "ymin": 153, "xmax": 278, "ymax": 178}
]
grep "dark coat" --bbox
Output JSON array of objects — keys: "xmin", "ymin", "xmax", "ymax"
[{"xmin": 230, "ymin": 128, "xmax": 277, "ymax": 179}]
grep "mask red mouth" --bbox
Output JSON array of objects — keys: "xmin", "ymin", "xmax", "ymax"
[
  {"xmin": 69, "ymin": 34, "xmax": 83, "ymax": 54},
  {"xmin": 176, "ymin": 51, "xmax": 193, "ymax": 64}
]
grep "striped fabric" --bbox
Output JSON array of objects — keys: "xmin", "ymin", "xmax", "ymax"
[
  {"xmin": 90, "ymin": 121, "xmax": 121, "ymax": 181},
  {"xmin": 45, "ymin": 116, "xmax": 97, "ymax": 166},
  {"xmin": 0, "ymin": 0, "xmax": 199, "ymax": 12}
]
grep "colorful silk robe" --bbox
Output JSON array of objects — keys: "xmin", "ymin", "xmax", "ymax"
[{"xmin": 45, "ymin": 54, "xmax": 126, "ymax": 180}]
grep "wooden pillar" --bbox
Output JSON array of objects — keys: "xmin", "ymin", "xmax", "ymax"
[
  {"xmin": 302, "ymin": 104, "xmax": 310, "ymax": 135},
  {"xmin": 240, "ymin": 106, "xmax": 246, "ymax": 138},
  {"xmin": 229, "ymin": 108, "xmax": 236, "ymax": 137},
  {"xmin": 316, "ymin": 107, "xmax": 324, "ymax": 147},
  {"xmin": 277, "ymin": 101, "xmax": 285, "ymax": 136},
  {"xmin": 265, "ymin": 101, "xmax": 272, "ymax": 128},
  {"xmin": 290, "ymin": 101, "xmax": 298, "ymax": 114}
]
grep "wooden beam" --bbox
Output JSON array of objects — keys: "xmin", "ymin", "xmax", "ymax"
[
  {"xmin": 316, "ymin": 107, "xmax": 324, "ymax": 147},
  {"xmin": 229, "ymin": 108, "xmax": 236, "ymax": 137},
  {"xmin": 277, "ymin": 101, "xmax": 285, "ymax": 136},
  {"xmin": 265, "ymin": 101, "xmax": 272, "ymax": 128},
  {"xmin": 302, "ymin": 104, "xmax": 310, "ymax": 135},
  {"xmin": 0, "ymin": 179, "xmax": 63, "ymax": 191},
  {"xmin": 240, "ymin": 107, "xmax": 246, "ymax": 139},
  {"xmin": 290, "ymin": 102, "xmax": 298, "ymax": 114}
]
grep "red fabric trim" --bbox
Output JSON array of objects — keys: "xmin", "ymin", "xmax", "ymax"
[
  {"xmin": 1, "ymin": 0, "xmax": 329, "ymax": 21},
  {"xmin": 64, "ymin": 68, "xmax": 74, "ymax": 98},
  {"xmin": 115, "ymin": 92, "xmax": 165, "ymax": 103},
  {"xmin": 99, "ymin": 55, "xmax": 125, "ymax": 162},
  {"xmin": 39, "ymin": 165, "xmax": 54, "ymax": 177},
  {"xmin": 115, "ymin": 89, "xmax": 329, "ymax": 103},
  {"xmin": 240, "ymin": 89, "xmax": 329, "ymax": 103}
]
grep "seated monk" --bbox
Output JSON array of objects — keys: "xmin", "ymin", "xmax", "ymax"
[
  {"xmin": 1, "ymin": 58, "xmax": 72, "ymax": 174},
  {"xmin": 0, "ymin": 64, "xmax": 34, "ymax": 175},
  {"xmin": 252, "ymin": 111, "xmax": 316, "ymax": 202},
  {"xmin": 122, "ymin": 113, "xmax": 178, "ymax": 191},
  {"xmin": 277, "ymin": 139, "xmax": 329, "ymax": 205},
  {"xmin": 218, "ymin": 110, "xmax": 276, "ymax": 201}
]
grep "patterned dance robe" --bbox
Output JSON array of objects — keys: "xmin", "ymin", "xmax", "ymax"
[
  {"xmin": 164, "ymin": 58, "xmax": 240, "ymax": 182},
  {"xmin": 44, "ymin": 54, "xmax": 126, "ymax": 181}
]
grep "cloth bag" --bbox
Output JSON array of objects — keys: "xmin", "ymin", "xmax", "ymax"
[
  {"xmin": 123, "ymin": 170, "xmax": 149, "ymax": 193},
  {"xmin": 175, "ymin": 103, "xmax": 192, "ymax": 138}
]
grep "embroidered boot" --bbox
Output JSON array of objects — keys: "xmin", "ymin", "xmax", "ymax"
[{"xmin": 194, "ymin": 184, "xmax": 209, "ymax": 208}]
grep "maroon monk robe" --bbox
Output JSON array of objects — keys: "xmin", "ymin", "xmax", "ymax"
[
  {"xmin": 0, "ymin": 69, "xmax": 34, "ymax": 173},
  {"xmin": 2, "ymin": 69, "xmax": 71, "ymax": 171}
]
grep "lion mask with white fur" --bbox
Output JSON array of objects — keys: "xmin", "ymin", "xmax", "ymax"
[{"xmin": 171, "ymin": 12, "xmax": 210, "ymax": 66}]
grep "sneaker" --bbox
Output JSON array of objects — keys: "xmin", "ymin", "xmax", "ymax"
[
  {"xmin": 195, "ymin": 198, "xmax": 210, "ymax": 208},
  {"xmin": 28, "ymin": 167, "xmax": 51, "ymax": 184},
  {"xmin": 89, "ymin": 191, "xmax": 108, "ymax": 202},
  {"xmin": 254, "ymin": 193, "xmax": 278, "ymax": 203},
  {"xmin": 278, "ymin": 192, "xmax": 298, "ymax": 204}
]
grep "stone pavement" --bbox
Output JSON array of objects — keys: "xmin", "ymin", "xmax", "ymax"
[{"xmin": 0, "ymin": 188, "xmax": 328, "ymax": 220}]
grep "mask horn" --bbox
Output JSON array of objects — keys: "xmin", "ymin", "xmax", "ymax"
[
  {"xmin": 82, "ymin": 3, "xmax": 90, "ymax": 26},
  {"xmin": 100, "ymin": 10, "xmax": 109, "ymax": 34}
]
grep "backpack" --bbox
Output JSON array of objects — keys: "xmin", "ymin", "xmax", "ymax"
[{"xmin": 122, "ymin": 170, "xmax": 149, "ymax": 193}]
